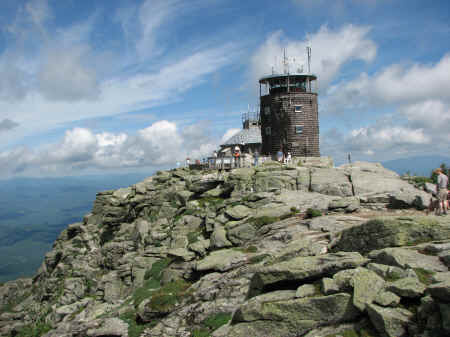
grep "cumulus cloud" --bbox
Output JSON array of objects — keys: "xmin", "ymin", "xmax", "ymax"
[
  {"xmin": 321, "ymin": 122, "xmax": 433, "ymax": 163},
  {"xmin": 400, "ymin": 100, "xmax": 450, "ymax": 133},
  {"xmin": 249, "ymin": 24, "xmax": 376, "ymax": 90},
  {"xmin": 326, "ymin": 53, "xmax": 450, "ymax": 109},
  {"xmin": 0, "ymin": 119, "xmax": 20, "ymax": 132},
  {"xmin": 321, "ymin": 103, "xmax": 450, "ymax": 162},
  {"xmin": 221, "ymin": 128, "xmax": 241, "ymax": 143},
  {"xmin": 320, "ymin": 53, "xmax": 450, "ymax": 161},
  {"xmin": 0, "ymin": 120, "xmax": 226, "ymax": 177}
]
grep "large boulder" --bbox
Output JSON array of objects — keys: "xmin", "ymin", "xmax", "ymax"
[
  {"xmin": 187, "ymin": 173, "xmax": 225, "ymax": 193},
  {"xmin": 427, "ymin": 280, "xmax": 450, "ymax": 302},
  {"xmin": 310, "ymin": 168, "xmax": 353, "ymax": 197},
  {"xmin": 369, "ymin": 247, "xmax": 448, "ymax": 272},
  {"xmin": 210, "ymin": 225, "xmax": 233, "ymax": 248},
  {"xmin": 230, "ymin": 293, "xmax": 360, "ymax": 337},
  {"xmin": 308, "ymin": 215, "xmax": 365, "ymax": 233},
  {"xmin": 335, "ymin": 216, "xmax": 450, "ymax": 254},
  {"xmin": 367, "ymin": 304, "xmax": 414, "ymax": 337},
  {"xmin": 253, "ymin": 170, "xmax": 297, "ymax": 192},
  {"xmin": 351, "ymin": 267, "xmax": 386, "ymax": 311},
  {"xmin": 341, "ymin": 162, "xmax": 430, "ymax": 209},
  {"xmin": 387, "ymin": 277, "xmax": 426, "ymax": 298},
  {"xmin": 196, "ymin": 249, "xmax": 247, "ymax": 272},
  {"xmin": 249, "ymin": 252, "xmax": 368, "ymax": 296},
  {"xmin": 225, "ymin": 205, "xmax": 252, "ymax": 220},
  {"xmin": 272, "ymin": 190, "xmax": 335, "ymax": 212}
]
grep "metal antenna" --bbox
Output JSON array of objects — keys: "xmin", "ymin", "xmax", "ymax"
[
  {"xmin": 283, "ymin": 48, "xmax": 288, "ymax": 74},
  {"xmin": 307, "ymin": 45, "xmax": 311, "ymax": 73}
]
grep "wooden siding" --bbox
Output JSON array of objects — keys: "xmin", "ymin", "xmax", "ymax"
[{"xmin": 260, "ymin": 92, "xmax": 320, "ymax": 157}]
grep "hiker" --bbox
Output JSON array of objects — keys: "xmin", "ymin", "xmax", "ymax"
[
  {"xmin": 234, "ymin": 146, "xmax": 241, "ymax": 168},
  {"xmin": 253, "ymin": 150, "xmax": 259, "ymax": 166},
  {"xmin": 186, "ymin": 157, "xmax": 190, "ymax": 168},
  {"xmin": 277, "ymin": 149, "xmax": 283, "ymax": 163},
  {"xmin": 285, "ymin": 152, "xmax": 292, "ymax": 164},
  {"xmin": 435, "ymin": 168, "xmax": 449, "ymax": 215}
]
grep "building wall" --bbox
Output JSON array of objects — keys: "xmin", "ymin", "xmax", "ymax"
[{"xmin": 260, "ymin": 92, "xmax": 320, "ymax": 157}]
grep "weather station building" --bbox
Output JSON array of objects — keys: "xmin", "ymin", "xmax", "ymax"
[
  {"xmin": 219, "ymin": 110, "xmax": 262, "ymax": 155},
  {"xmin": 259, "ymin": 47, "xmax": 320, "ymax": 157}
]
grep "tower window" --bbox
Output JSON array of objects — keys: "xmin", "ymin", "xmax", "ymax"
[
  {"xmin": 265, "ymin": 127, "xmax": 271, "ymax": 135},
  {"xmin": 295, "ymin": 125, "xmax": 303, "ymax": 134},
  {"xmin": 264, "ymin": 106, "xmax": 271, "ymax": 115},
  {"xmin": 294, "ymin": 105, "xmax": 302, "ymax": 112}
]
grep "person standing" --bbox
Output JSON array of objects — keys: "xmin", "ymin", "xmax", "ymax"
[
  {"xmin": 234, "ymin": 146, "xmax": 241, "ymax": 168},
  {"xmin": 436, "ymin": 168, "xmax": 449, "ymax": 215},
  {"xmin": 286, "ymin": 152, "xmax": 292, "ymax": 164},
  {"xmin": 253, "ymin": 150, "xmax": 259, "ymax": 167},
  {"xmin": 277, "ymin": 149, "xmax": 283, "ymax": 163},
  {"xmin": 213, "ymin": 150, "xmax": 218, "ymax": 169}
]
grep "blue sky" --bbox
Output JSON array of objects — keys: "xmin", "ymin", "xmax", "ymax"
[{"xmin": 0, "ymin": 0, "xmax": 449, "ymax": 177}]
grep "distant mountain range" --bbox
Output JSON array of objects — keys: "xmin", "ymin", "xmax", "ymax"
[{"xmin": 381, "ymin": 155, "xmax": 450, "ymax": 176}]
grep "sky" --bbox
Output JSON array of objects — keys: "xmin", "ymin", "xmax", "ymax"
[{"xmin": 0, "ymin": 0, "xmax": 449, "ymax": 178}]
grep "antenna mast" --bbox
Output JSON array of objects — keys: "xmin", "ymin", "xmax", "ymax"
[
  {"xmin": 307, "ymin": 46, "xmax": 311, "ymax": 74},
  {"xmin": 283, "ymin": 48, "xmax": 288, "ymax": 74}
]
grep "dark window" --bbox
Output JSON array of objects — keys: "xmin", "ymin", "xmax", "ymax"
[
  {"xmin": 294, "ymin": 105, "xmax": 302, "ymax": 113},
  {"xmin": 295, "ymin": 125, "xmax": 303, "ymax": 134}
]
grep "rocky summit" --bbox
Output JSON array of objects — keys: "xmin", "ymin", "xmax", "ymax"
[{"xmin": 1, "ymin": 161, "xmax": 450, "ymax": 337}]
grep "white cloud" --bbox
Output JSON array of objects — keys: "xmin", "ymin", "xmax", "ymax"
[
  {"xmin": 327, "ymin": 53, "xmax": 450, "ymax": 109},
  {"xmin": 221, "ymin": 128, "xmax": 240, "ymax": 143},
  {"xmin": 0, "ymin": 120, "xmax": 222, "ymax": 177},
  {"xmin": 137, "ymin": 0, "xmax": 183, "ymax": 59},
  {"xmin": 249, "ymin": 24, "xmax": 376, "ymax": 90},
  {"xmin": 400, "ymin": 100, "xmax": 450, "ymax": 132},
  {"xmin": 0, "ymin": 0, "xmax": 240, "ymax": 149}
]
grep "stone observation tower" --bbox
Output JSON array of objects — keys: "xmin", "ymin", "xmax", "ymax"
[{"xmin": 259, "ymin": 47, "xmax": 320, "ymax": 157}]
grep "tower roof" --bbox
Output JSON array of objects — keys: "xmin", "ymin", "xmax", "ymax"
[
  {"xmin": 221, "ymin": 127, "xmax": 262, "ymax": 146},
  {"xmin": 259, "ymin": 73, "xmax": 317, "ymax": 84}
]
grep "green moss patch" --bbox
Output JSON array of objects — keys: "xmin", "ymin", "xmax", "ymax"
[
  {"xmin": 250, "ymin": 216, "xmax": 280, "ymax": 229},
  {"xmin": 144, "ymin": 257, "xmax": 173, "ymax": 281},
  {"xmin": 192, "ymin": 328, "xmax": 211, "ymax": 337},
  {"xmin": 243, "ymin": 245, "xmax": 258, "ymax": 253},
  {"xmin": 383, "ymin": 270, "xmax": 404, "ymax": 282},
  {"xmin": 306, "ymin": 208, "xmax": 322, "ymax": 218},
  {"xmin": 414, "ymin": 268, "xmax": 435, "ymax": 285},
  {"xmin": 134, "ymin": 257, "xmax": 173, "ymax": 307},
  {"xmin": 119, "ymin": 310, "xmax": 158, "ymax": 337},
  {"xmin": 325, "ymin": 327, "xmax": 379, "ymax": 337},
  {"xmin": 147, "ymin": 280, "xmax": 192, "ymax": 314},
  {"xmin": 325, "ymin": 330, "xmax": 359, "ymax": 337},
  {"xmin": 15, "ymin": 321, "xmax": 52, "ymax": 337},
  {"xmin": 198, "ymin": 197, "xmax": 224, "ymax": 209},
  {"xmin": 187, "ymin": 231, "xmax": 202, "ymax": 244},
  {"xmin": 248, "ymin": 254, "xmax": 271, "ymax": 264},
  {"xmin": 192, "ymin": 312, "xmax": 232, "ymax": 337},
  {"xmin": 203, "ymin": 312, "xmax": 232, "ymax": 330}
]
